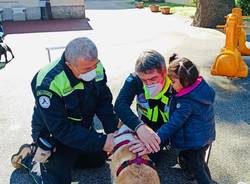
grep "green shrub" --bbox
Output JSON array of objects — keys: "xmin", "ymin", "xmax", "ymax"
[{"xmin": 237, "ymin": 0, "xmax": 250, "ymax": 15}]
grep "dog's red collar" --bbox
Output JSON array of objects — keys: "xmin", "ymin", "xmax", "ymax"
[
  {"xmin": 112, "ymin": 140, "xmax": 130, "ymax": 154},
  {"xmin": 107, "ymin": 139, "xmax": 131, "ymax": 159},
  {"xmin": 116, "ymin": 155, "xmax": 156, "ymax": 177},
  {"xmin": 110, "ymin": 130, "xmax": 137, "ymax": 156},
  {"xmin": 114, "ymin": 130, "xmax": 136, "ymax": 138},
  {"xmin": 111, "ymin": 129, "xmax": 156, "ymax": 176}
]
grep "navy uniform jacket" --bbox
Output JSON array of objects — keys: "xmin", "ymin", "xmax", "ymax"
[
  {"xmin": 157, "ymin": 78, "xmax": 216, "ymax": 150},
  {"xmin": 31, "ymin": 53, "xmax": 118, "ymax": 152}
]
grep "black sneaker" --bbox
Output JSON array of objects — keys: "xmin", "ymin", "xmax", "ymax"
[
  {"xmin": 11, "ymin": 143, "xmax": 44, "ymax": 184},
  {"xmin": 178, "ymin": 154, "xmax": 196, "ymax": 181},
  {"xmin": 11, "ymin": 144, "xmax": 36, "ymax": 169}
]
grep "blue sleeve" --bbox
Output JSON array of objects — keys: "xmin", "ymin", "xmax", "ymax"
[
  {"xmin": 114, "ymin": 74, "xmax": 142, "ymax": 130},
  {"xmin": 34, "ymin": 87, "xmax": 107, "ymax": 152},
  {"xmin": 0, "ymin": 23, "xmax": 4, "ymax": 38},
  {"xmin": 157, "ymin": 98, "xmax": 192, "ymax": 144}
]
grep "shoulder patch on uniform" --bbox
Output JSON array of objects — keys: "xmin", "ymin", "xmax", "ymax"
[
  {"xmin": 176, "ymin": 103, "xmax": 181, "ymax": 109},
  {"xmin": 37, "ymin": 90, "xmax": 52, "ymax": 98},
  {"xmin": 39, "ymin": 96, "xmax": 51, "ymax": 109},
  {"xmin": 126, "ymin": 75, "xmax": 134, "ymax": 82}
]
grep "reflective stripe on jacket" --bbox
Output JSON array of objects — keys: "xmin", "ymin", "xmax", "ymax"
[
  {"xmin": 31, "ymin": 53, "xmax": 118, "ymax": 152},
  {"xmin": 115, "ymin": 73, "xmax": 172, "ymax": 131}
]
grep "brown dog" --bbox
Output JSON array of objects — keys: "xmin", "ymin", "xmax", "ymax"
[{"xmin": 110, "ymin": 124, "xmax": 160, "ymax": 184}]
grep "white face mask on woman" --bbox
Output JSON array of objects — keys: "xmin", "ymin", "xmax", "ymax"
[
  {"xmin": 146, "ymin": 83, "xmax": 163, "ymax": 98},
  {"xmin": 78, "ymin": 69, "xmax": 96, "ymax": 81}
]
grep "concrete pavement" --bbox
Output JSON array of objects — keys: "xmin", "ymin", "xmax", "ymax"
[{"xmin": 0, "ymin": 1, "xmax": 250, "ymax": 183}]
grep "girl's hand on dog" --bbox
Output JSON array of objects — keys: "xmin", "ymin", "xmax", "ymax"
[{"xmin": 128, "ymin": 139, "xmax": 151, "ymax": 156}]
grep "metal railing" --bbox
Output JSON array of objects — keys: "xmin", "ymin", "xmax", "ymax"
[{"xmin": 46, "ymin": 46, "xmax": 65, "ymax": 63}]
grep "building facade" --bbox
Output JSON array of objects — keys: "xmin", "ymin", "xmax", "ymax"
[{"xmin": 0, "ymin": 0, "xmax": 85, "ymax": 21}]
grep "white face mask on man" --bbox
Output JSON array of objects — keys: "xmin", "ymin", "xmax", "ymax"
[
  {"xmin": 146, "ymin": 83, "xmax": 163, "ymax": 98},
  {"xmin": 78, "ymin": 69, "xmax": 96, "ymax": 81}
]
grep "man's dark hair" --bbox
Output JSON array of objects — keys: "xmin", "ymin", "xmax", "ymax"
[
  {"xmin": 135, "ymin": 50, "xmax": 166, "ymax": 74},
  {"xmin": 168, "ymin": 53, "xmax": 199, "ymax": 88}
]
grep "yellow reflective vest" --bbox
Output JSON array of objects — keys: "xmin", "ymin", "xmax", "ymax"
[{"xmin": 136, "ymin": 77, "xmax": 172, "ymax": 130}]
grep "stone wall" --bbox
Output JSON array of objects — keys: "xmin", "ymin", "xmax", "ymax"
[
  {"xmin": 50, "ymin": 0, "xmax": 84, "ymax": 6},
  {"xmin": 51, "ymin": 6, "xmax": 85, "ymax": 19},
  {"xmin": 0, "ymin": 0, "xmax": 40, "ymax": 21},
  {"xmin": 0, "ymin": 0, "xmax": 38, "ymax": 8},
  {"xmin": 0, "ymin": 0, "xmax": 85, "ymax": 21},
  {"xmin": 50, "ymin": 0, "xmax": 85, "ymax": 19}
]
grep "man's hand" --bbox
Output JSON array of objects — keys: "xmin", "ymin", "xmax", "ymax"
[
  {"xmin": 33, "ymin": 147, "xmax": 51, "ymax": 163},
  {"xmin": 103, "ymin": 133, "xmax": 115, "ymax": 153},
  {"xmin": 136, "ymin": 124, "xmax": 161, "ymax": 153},
  {"xmin": 128, "ymin": 139, "xmax": 151, "ymax": 156}
]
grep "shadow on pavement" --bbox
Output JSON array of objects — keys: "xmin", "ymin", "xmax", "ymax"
[
  {"xmin": 3, "ymin": 19, "xmax": 92, "ymax": 35},
  {"xmin": 208, "ymin": 59, "xmax": 250, "ymax": 125},
  {"xmin": 9, "ymin": 149, "xmax": 192, "ymax": 184},
  {"xmin": 72, "ymin": 163, "xmax": 112, "ymax": 184}
]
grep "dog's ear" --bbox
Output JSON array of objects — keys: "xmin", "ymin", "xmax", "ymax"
[{"xmin": 117, "ymin": 120, "xmax": 123, "ymax": 129}]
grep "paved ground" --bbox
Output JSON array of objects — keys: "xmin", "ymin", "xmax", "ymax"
[{"xmin": 0, "ymin": 0, "xmax": 250, "ymax": 184}]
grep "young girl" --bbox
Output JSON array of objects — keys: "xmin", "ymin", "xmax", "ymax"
[{"xmin": 156, "ymin": 54, "xmax": 216, "ymax": 184}]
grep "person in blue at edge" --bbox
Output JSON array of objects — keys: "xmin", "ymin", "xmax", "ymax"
[
  {"xmin": 130, "ymin": 53, "xmax": 216, "ymax": 184},
  {"xmin": 11, "ymin": 37, "xmax": 119, "ymax": 184},
  {"xmin": 0, "ymin": 21, "xmax": 4, "ymax": 39}
]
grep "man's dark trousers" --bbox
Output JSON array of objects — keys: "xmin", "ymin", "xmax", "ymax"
[{"xmin": 42, "ymin": 142, "xmax": 107, "ymax": 184}]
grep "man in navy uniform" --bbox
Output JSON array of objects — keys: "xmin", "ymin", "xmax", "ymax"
[
  {"xmin": 11, "ymin": 37, "xmax": 118, "ymax": 184},
  {"xmin": 114, "ymin": 50, "xmax": 173, "ymax": 162}
]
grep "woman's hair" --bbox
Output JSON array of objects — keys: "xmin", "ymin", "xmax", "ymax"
[
  {"xmin": 135, "ymin": 50, "xmax": 166, "ymax": 74},
  {"xmin": 168, "ymin": 53, "xmax": 199, "ymax": 88}
]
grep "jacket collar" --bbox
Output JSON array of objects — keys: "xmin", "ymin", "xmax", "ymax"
[
  {"xmin": 176, "ymin": 76, "xmax": 203, "ymax": 97},
  {"xmin": 59, "ymin": 52, "xmax": 82, "ymax": 87}
]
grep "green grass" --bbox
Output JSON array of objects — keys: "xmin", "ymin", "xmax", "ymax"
[
  {"xmin": 243, "ymin": 18, "xmax": 250, "ymax": 22},
  {"xmin": 142, "ymin": 2, "xmax": 194, "ymax": 8},
  {"xmin": 129, "ymin": 1, "xmax": 195, "ymax": 7},
  {"xmin": 129, "ymin": 1, "xmax": 196, "ymax": 17},
  {"xmin": 171, "ymin": 6, "xmax": 196, "ymax": 17}
]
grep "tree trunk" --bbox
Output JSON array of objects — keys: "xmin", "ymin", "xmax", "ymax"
[{"xmin": 192, "ymin": 0, "xmax": 235, "ymax": 28}]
